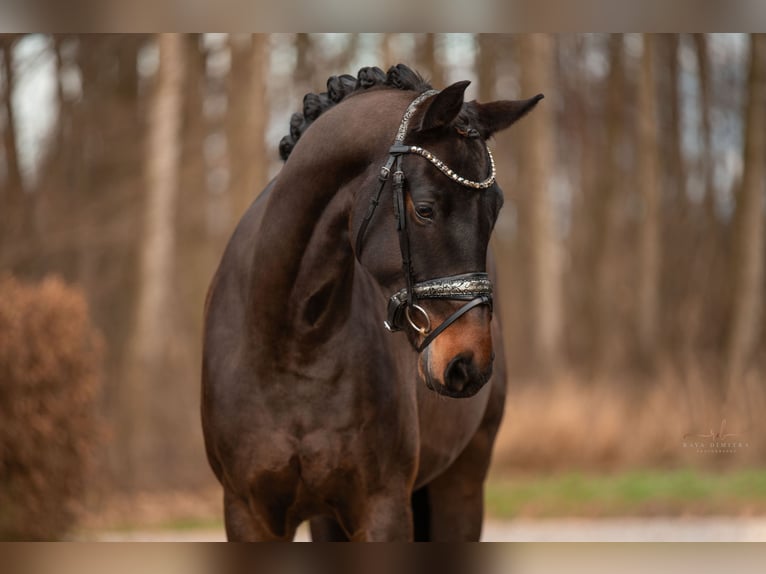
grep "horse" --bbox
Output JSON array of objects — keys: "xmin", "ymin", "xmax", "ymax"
[{"xmin": 201, "ymin": 64, "xmax": 542, "ymax": 541}]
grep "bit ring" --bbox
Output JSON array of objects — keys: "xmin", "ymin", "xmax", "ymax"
[{"xmin": 405, "ymin": 304, "xmax": 431, "ymax": 336}]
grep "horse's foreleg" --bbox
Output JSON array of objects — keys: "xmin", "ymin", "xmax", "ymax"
[
  {"xmin": 309, "ymin": 516, "xmax": 350, "ymax": 541},
  {"xmin": 223, "ymin": 490, "xmax": 296, "ymax": 542},
  {"xmin": 423, "ymin": 415, "xmax": 502, "ymax": 541},
  {"xmin": 346, "ymin": 491, "xmax": 413, "ymax": 542},
  {"xmin": 423, "ymin": 473, "xmax": 484, "ymax": 541}
]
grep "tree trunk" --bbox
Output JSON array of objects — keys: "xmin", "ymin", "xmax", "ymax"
[
  {"xmin": 489, "ymin": 36, "xmax": 530, "ymax": 375},
  {"xmin": 1, "ymin": 40, "xmax": 23, "ymax": 198},
  {"xmin": 227, "ymin": 35, "xmax": 253, "ymax": 224},
  {"xmin": 232, "ymin": 34, "xmax": 269, "ymax": 220},
  {"xmin": 636, "ymin": 34, "xmax": 661, "ymax": 367},
  {"xmin": 661, "ymin": 34, "xmax": 686, "ymax": 205},
  {"xmin": 1, "ymin": 36, "xmax": 40, "ymax": 276},
  {"xmin": 693, "ymin": 34, "xmax": 715, "ymax": 219},
  {"xmin": 477, "ymin": 34, "xmax": 496, "ymax": 102},
  {"xmin": 688, "ymin": 33, "xmax": 719, "ymax": 365},
  {"xmin": 592, "ymin": 34, "xmax": 625, "ymax": 373},
  {"xmin": 125, "ymin": 33, "xmax": 185, "ymax": 489},
  {"xmin": 416, "ymin": 34, "xmax": 444, "ymax": 89},
  {"xmin": 294, "ymin": 33, "xmax": 313, "ymax": 89},
  {"xmin": 380, "ymin": 34, "xmax": 395, "ymax": 67},
  {"xmin": 725, "ymin": 34, "xmax": 766, "ymax": 392},
  {"xmin": 658, "ymin": 34, "xmax": 691, "ymax": 364},
  {"xmin": 518, "ymin": 34, "xmax": 562, "ymax": 373}
]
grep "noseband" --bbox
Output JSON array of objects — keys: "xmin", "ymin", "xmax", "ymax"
[{"xmin": 355, "ymin": 90, "xmax": 495, "ymax": 352}]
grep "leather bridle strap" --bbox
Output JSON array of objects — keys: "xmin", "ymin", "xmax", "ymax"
[
  {"xmin": 391, "ymin": 151, "xmax": 415, "ymax": 308},
  {"xmin": 417, "ymin": 295, "xmax": 490, "ymax": 352},
  {"xmin": 355, "ymin": 152, "xmax": 397, "ymax": 258}
]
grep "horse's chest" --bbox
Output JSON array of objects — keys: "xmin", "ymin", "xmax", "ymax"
[
  {"xmin": 227, "ymin": 378, "xmax": 418, "ymax": 488},
  {"xmin": 414, "ymin": 381, "xmax": 490, "ymax": 485}
]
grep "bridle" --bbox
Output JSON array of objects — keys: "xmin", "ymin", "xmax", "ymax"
[{"xmin": 355, "ymin": 90, "xmax": 495, "ymax": 353}]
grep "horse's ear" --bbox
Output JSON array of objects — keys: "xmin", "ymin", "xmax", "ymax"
[
  {"xmin": 418, "ymin": 80, "xmax": 471, "ymax": 132},
  {"xmin": 474, "ymin": 94, "xmax": 544, "ymax": 139}
]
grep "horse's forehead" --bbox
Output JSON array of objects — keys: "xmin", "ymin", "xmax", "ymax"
[{"xmin": 340, "ymin": 90, "xmax": 490, "ymax": 185}]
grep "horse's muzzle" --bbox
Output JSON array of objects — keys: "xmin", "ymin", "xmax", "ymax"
[{"xmin": 422, "ymin": 347, "xmax": 494, "ymax": 399}]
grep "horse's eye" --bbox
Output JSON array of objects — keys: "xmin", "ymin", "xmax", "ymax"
[{"xmin": 415, "ymin": 204, "xmax": 434, "ymax": 220}]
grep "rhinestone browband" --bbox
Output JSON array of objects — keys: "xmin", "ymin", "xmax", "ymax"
[
  {"xmin": 394, "ymin": 90, "xmax": 496, "ymax": 190},
  {"xmin": 395, "ymin": 89, "xmax": 439, "ymax": 143},
  {"xmin": 406, "ymin": 145, "xmax": 496, "ymax": 189}
]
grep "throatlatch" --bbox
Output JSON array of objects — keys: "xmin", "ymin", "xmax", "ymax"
[{"xmin": 355, "ymin": 90, "xmax": 496, "ymax": 352}]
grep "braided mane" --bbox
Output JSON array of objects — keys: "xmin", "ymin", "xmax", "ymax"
[{"xmin": 279, "ymin": 64, "xmax": 432, "ymax": 161}]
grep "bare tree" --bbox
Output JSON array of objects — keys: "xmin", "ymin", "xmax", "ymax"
[
  {"xmin": 125, "ymin": 33, "xmax": 186, "ymax": 488},
  {"xmin": 687, "ymin": 33, "xmax": 722, "ymax": 364},
  {"xmin": 477, "ymin": 34, "xmax": 496, "ymax": 102},
  {"xmin": 380, "ymin": 34, "xmax": 395, "ymax": 67},
  {"xmin": 517, "ymin": 33, "xmax": 562, "ymax": 372},
  {"xmin": 693, "ymin": 34, "xmax": 715, "ymax": 219},
  {"xmin": 1, "ymin": 37, "xmax": 22, "ymax": 199},
  {"xmin": 133, "ymin": 33, "xmax": 185, "ymax": 366},
  {"xmin": 592, "ymin": 34, "xmax": 626, "ymax": 372},
  {"xmin": 294, "ymin": 33, "xmax": 313, "ymax": 91},
  {"xmin": 416, "ymin": 34, "xmax": 444, "ymax": 89},
  {"xmin": 228, "ymin": 34, "xmax": 269, "ymax": 221},
  {"xmin": 660, "ymin": 35, "xmax": 686, "ymax": 205},
  {"xmin": 725, "ymin": 34, "xmax": 766, "ymax": 393},
  {"xmin": 636, "ymin": 34, "xmax": 661, "ymax": 366},
  {"xmin": 245, "ymin": 36, "xmax": 270, "ymax": 198},
  {"xmin": 487, "ymin": 35, "xmax": 530, "ymax": 373}
]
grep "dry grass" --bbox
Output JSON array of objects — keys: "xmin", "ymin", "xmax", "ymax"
[
  {"xmin": 81, "ymin": 370, "xmax": 766, "ymax": 532},
  {"xmin": 80, "ymin": 486, "xmax": 222, "ymax": 532},
  {"xmin": 492, "ymin": 369, "xmax": 766, "ymax": 473}
]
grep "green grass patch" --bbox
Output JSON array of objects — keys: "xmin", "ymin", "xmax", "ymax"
[
  {"xmin": 154, "ymin": 516, "xmax": 224, "ymax": 531},
  {"xmin": 81, "ymin": 516, "xmax": 224, "ymax": 535},
  {"xmin": 486, "ymin": 468, "xmax": 766, "ymax": 518}
]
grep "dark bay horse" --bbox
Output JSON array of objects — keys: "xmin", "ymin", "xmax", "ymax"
[{"xmin": 201, "ymin": 65, "xmax": 542, "ymax": 541}]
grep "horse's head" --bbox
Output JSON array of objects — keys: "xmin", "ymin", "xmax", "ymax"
[{"xmin": 354, "ymin": 79, "xmax": 542, "ymax": 398}]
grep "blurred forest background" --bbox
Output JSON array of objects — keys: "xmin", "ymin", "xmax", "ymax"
[{"xmin": 1, "ymin": 33, "xmax": 765, "ymax": 536}]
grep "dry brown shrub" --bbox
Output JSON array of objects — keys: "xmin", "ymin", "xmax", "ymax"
[
  {"xmin": 492, "ymin": 369, "xmax": 765, "ymax": 473},
  {"xmin": 0, "ymin": 275, "xmax": 105, "ymax": 540}
]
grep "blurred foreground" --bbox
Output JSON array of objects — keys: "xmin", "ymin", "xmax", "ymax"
[
  {"xmin": 6, "ymin": 540, "xmax": 766, "ymax": 574},
  {"xmin": 89, "ymin": 517, "xmax": 766, "ymax": 542}
]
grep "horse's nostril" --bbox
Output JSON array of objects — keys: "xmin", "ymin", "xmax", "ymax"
[{"xmin": 444, "ymin": 352, "xmax": 475, "ymax": 392}]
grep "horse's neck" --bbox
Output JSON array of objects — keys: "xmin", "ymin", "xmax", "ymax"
[
  {"xmin": 247, "ymin": 93, "xmax": 405, "ymax": 357},
  {"xmin": 247, "ymin": 164, "xmax": 353, "ymax": 354},
  {"xmin": 284, "ymin": 183, "xmax": 357, "ymax": 345}
]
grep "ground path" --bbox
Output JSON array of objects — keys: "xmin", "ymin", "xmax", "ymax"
[{"xmin": 92, "ymin": 517, "xmax": 766, "ymax": 541}]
